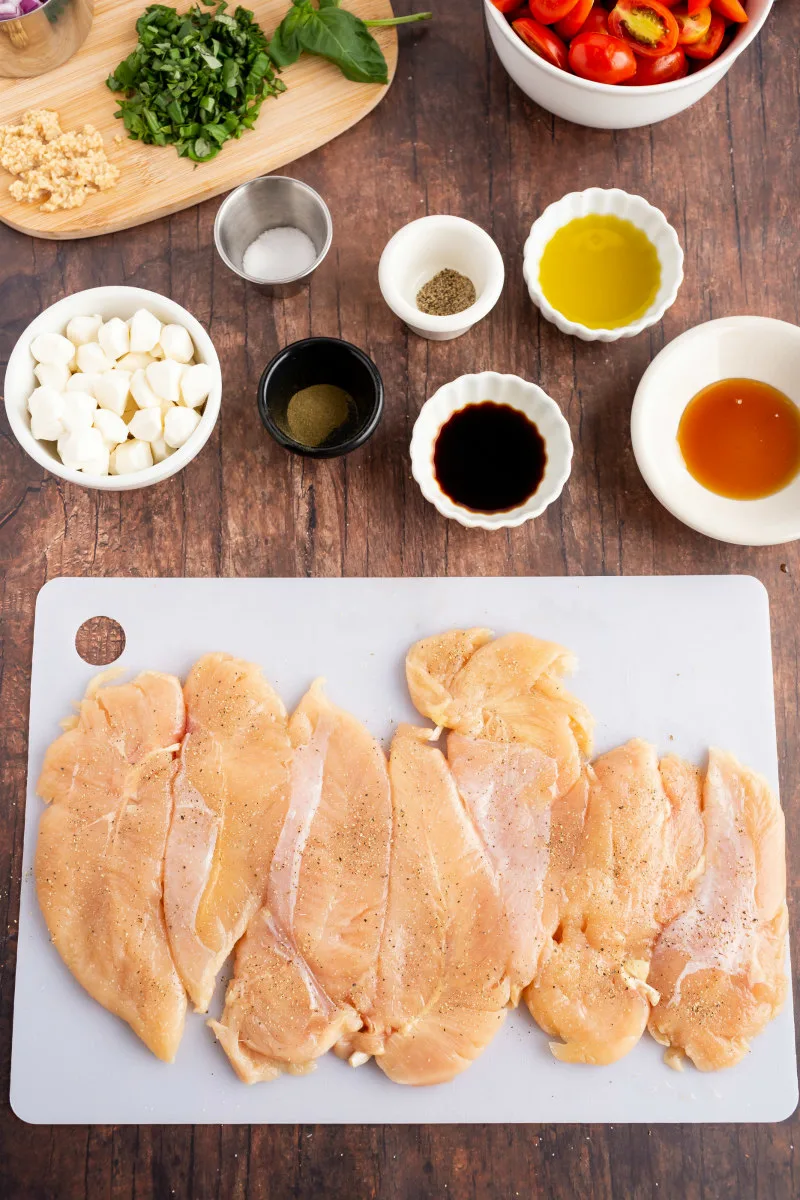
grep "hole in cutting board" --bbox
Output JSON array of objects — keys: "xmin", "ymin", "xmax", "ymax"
[{"xmin": 75, "ymin": 616, "xmax": 126, "ymax": 666}]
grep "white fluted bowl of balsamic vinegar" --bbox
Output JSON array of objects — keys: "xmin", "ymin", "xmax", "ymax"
[{"xmin": 410, "ymin": 372, "xmax": 573, "ymax": 530}]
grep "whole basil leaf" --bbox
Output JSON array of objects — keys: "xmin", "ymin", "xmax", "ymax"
[
  {"xmin": 295, "ymin": 6, "xmax": 389, "ymax": 84},
  {"xmin": 268, "ymin": 4, "xmax": 305, "ymax": 67},
  {"xmin": 268, "ymin": 1, "xmax": 431, "ymax": 87}
]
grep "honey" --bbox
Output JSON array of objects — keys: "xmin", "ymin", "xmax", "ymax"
[
  {"xmin": 677, "ymin": 378, "xmax": 800, "ymax": 500},
  {"xmin": 538, "ymin": 214, "xmax": 661, "ymax": 330}
]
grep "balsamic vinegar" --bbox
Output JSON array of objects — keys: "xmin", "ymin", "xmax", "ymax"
[{"xmin": 433, "ymin": 401, "xmax": 547, "ymax": 514}]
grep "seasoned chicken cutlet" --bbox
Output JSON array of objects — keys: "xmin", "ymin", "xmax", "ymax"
[
  {"xmin": 526, "ymin": 740, "xmax": 678, "ymax": 1065},
  {"xmin": 36, "ymin": 671, "xmax": 187, "ymax": 1062},
  {"xmin": 164, "ymin": 654, "xmax": 292, "ymax": 1012},
  {"xmin": 648, "ymin": 749, "xmax": 788, "ymax": 1071},
  {"xmin": 406, "ymin": 629, "xmax": 594, "ymax": 792},
  {"xmin": 406, "ymin": 629, "xmax": 593, "ymax": 997},
  {"xmin": 340, "ymin": 724, "xmax": 512, "ymax": 1084},
  {"xmin": 210, "ymin": 681, "xmax": 392, "ymax": 1082}
]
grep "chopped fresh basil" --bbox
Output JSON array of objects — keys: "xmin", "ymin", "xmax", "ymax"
[{"xmin": 107, "ymin": 1, "xmax": 285, "ymax": 163}]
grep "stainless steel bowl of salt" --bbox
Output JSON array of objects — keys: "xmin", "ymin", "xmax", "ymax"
[{"xmin": 214, "ymin": 176, "xmax": 333, "ymax": 295}]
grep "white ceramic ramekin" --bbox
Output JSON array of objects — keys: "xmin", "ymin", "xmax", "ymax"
[
  {"xmin": 485, "ymin": 0, "xmax": 774, "ymax": 131},
  {"xmin": 410, "ymin": 371, "xmax": 572, "ymax": 530},
  {"xmin": 523, "ymin": 188, "xmax": 684, "ymax": 343},
  {"xmin": 4, "ymin": 286, "xmax": 221, "ymax": 491},
  {"xmin": 379, "ymin": 216, "xmax": 505, "ymax": 341},
  {"xmin": 632, "ymin": 316, "xmax": 800, "ymax": 547}
]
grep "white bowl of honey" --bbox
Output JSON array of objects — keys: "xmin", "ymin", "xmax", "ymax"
[
  {"xmin": 410, "ymin": 371, "xmax": 572, "ymax": 531},
  {"xmin": 632, "ymin": 316, "xmax": 800, "ymax": 546},
  {"xmin": 523, "ymin": 188, "xmax": 684, "ymax": 343}
]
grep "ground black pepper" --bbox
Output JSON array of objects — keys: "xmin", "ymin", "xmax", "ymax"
[{"xmin": 416, "ymin": 268, "xmax": 477, "ymax": 316}]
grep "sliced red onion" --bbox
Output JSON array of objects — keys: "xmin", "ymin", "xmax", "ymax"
[{"xmin": 0, "ymin": 0, "xmax": 44, "ymax": 19}]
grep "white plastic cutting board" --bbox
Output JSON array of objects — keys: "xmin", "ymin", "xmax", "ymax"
[{"xmin": 11, "ymin": 575, "xmax": 798, "ymax": 1125}]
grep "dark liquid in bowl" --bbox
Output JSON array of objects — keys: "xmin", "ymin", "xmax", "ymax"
[{"xmin": 433, "ymin": 401, "xmax": 547, "ymax": 513}]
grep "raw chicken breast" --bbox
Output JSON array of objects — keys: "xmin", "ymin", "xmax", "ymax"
[
  {"xmin": 210, "ymin": 681, "xmax": 392, "ymax": 1082},
  {"xmin": 36, "ymin": 672, "xmax": 187, "ymax": 1062},
  {"xmin": 344, "ymin": 725, "xmax": 511, "ymax": 1085},
  {"xmin": 446, "ymin": 734, "xmax": 559, "ymax": 1000},
  {"xmin": 656, "ymin": 755, "xmax": 706, "ymax": 926},
  {"xmin": 406, "ymin": 629, "xmax": 594, "ymax": 998},
  {"xmin": 526, "ymin": 740, "xmax": 673, "ymax": 1065},
  {"xmin": 164, "ymin": 654, "xmax": 292, "ymax": 1012},
  {"xmin": 648, "ymin": 749, "xmax": 788, "ymax": 1071},
  {"xmin": 406, "ymin": 629, "xmax": 594, "ymax": 792}
]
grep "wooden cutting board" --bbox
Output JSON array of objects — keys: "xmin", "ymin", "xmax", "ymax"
[
  {"xmin": 11, "ymin": 575, "xmax": 797, "ymax": 1124},
  {"xmin": 0, "ymin": 0, "xmax": 397, "ymax": 239}
]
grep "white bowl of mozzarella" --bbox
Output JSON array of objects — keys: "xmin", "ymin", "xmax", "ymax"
[{"xmin": 3, "ymin": 286, "xmax": 221, "ymax": 490}]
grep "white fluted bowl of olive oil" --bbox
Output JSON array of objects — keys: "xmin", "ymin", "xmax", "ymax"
[
  {"xmin": 523, "ymin": 188, "xmax": 684, "ymax": 342},
  {"xmin": 410, "ymin": 372, "xmax": 572, "ymax": 531}
]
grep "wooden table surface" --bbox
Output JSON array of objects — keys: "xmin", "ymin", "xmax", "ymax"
[{"xmin": 1, "ymin": 2, "xmax": 798, "ymax": 1197}]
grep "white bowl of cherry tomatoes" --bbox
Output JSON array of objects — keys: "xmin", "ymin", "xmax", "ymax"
[{"xmin": 485, "ymin": 0, "xmax": 773, "ymax": 129}]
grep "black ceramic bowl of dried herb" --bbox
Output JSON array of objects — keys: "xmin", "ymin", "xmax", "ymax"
[{"xmin": 258, "ymin": 337, "xmax": 384, "ymax": 458}]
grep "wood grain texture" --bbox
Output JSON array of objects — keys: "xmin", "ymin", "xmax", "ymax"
[
  {"xmin": 0, "ymin": 0, "xmax": 397, "ymax": 238},
  {"xmin": 0, "ymin": 1, "xmax": 799, "ymax": 1197}
]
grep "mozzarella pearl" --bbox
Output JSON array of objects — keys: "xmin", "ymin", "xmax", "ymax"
[
  {"xmin": 95, "ymin": 370, "xmax": 132, "ymax": 417},
  {"xmin": 34, "ymin": 362, "xmax": 70, "ymax": 392},
  {"xmin": 31, "ymin": 332, "xmax": 76, "ymax": 367},
  {"xmin": 164, "ymin": 405, "xmax": 201, "ymax": 448},
  {"xmin": 128, "ymin": 407, "xmax": 163, "ymax": 442},
  {"xmin": 58, "ymin": 427, "xmax": 106, "ymax": 470},
  {"xmin": 28, "ymin": 387, "xmax": 66, "ymax": 441},
  {"xmin": 61, "ymin": 391, "xmax": 98, "ymax": 433},
  {"xmin": 130, "ymin": 368, "xmax": 162, "ymax": 409},
  {"xmin": 65, "ymin": 373, "xmax": 97, "ymax": 397},
  {"xmin": 77, "ymin": 342, "xmax": 114, "ymax": 375},
  {"xmin": 98, "ymin": 316, "xmax": 130, "ymax": 362},
  {"xmin": 129, "ymin": 309, "xmax": 162, "ymax": 354},
  {"xmin": 65, "ymin": 314, "xmax": 102, "ymax": 347},
  {"xmin": 158, "ymin": 323, "xmax": 194, "ymax": 364},
  {"xmin": 93, "ymin": 409, "xmax": 129, "ymax": 447},
  {"xmin": 117, "ymin": 351, "xmax": 155, "ymax": 373},
  {"xmin": 113, "ymin": 439, "xmax": 154, "ymax": 474},
  {"xmin": 146, "ymin": 358, "xmax": 184, "ymax": 404},
  {"xmin": 181, "ymin": 362, "xmax": 214, "ymax": 409},
  {"xmin": 81, "ymin": 443, "xmax": 111, "ymax": 477},
  {"xmin": 150, "ymin": 435, "xmax": 174, "ymax": 463}
]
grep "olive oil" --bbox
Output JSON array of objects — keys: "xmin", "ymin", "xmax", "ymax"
[
  {"xmin": 677, "ymin": 378, "xmax": 800, "ymax": 500},
  {"xmin": 539, "ymin": 214, "xmax": 661, "ymax": 330},
  {"xmin": 433, "ymin": 402, "xmax": 547, "ymax": 513}
]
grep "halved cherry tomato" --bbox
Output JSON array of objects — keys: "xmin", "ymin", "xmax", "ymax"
[
  {"xmin": 513, "ymin": 18, "xmax": 570, "ymax": 70},
  {"xmin": 711, "ymin": 0, "xmax": 748, "ymax": 21},
  {"xmin": 529, "ymin": 0, "xmax": 583, "ymax": 22},
  {"xmin": 630, "ymin": 45, "xmax": 688, "ymax": 82},
  {"xmin": 672, "ymin": 3, "xmax": 711, "ymax": 42},
  {"xmin": 579, "ymin": 5, "xmax": 610, "ymax": 34},
  {"xmin": 491, "ymin": 0, "xmax": 524, "ymax": 12},
  {"xmin": 687, "ymin": 0, "xmax": 711, "ymax": 14},
  {"xmin": 568, "ymin": 30, "xmax": 638, "ymax": 82},
  {"xmin": 684, "ymin": 11, "xmax": 725, "ymax": 58},
  {"xmin": 554, "ymin": 0, "xmax": 594, "ymax": 39},
  {"xmin": 608, "ymin": 1, "xmax": 679, "ymax": 58}
]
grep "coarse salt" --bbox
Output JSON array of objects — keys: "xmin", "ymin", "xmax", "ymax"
[{"xmin": 242, "ymin": 226, "xmax": 317, "ymax": 282}]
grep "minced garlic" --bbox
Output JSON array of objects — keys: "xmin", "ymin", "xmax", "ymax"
[{"xmin": 0, "ymin": 108, "xmax": 120, "ymax": 213}]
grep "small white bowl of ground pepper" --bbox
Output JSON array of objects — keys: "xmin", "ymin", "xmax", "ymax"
[{"xmin": 379, "ymin": 215, "xmax": 505, "ymax": 341}]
